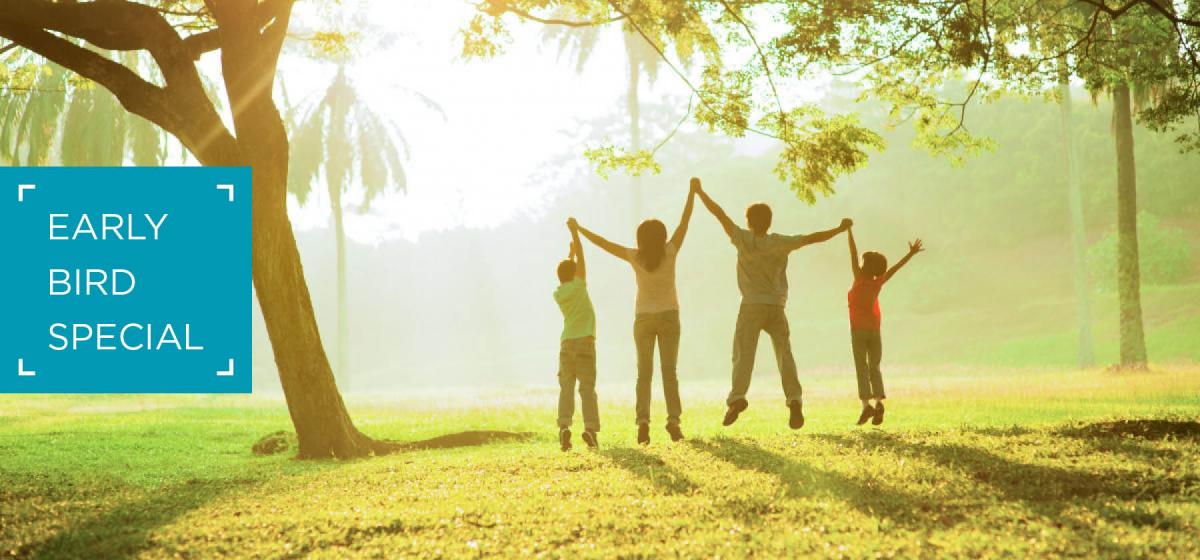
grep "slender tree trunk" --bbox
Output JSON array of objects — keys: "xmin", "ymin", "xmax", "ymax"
[
  {"xmin": 326, "ymin": 64, "xmax": 352, "ymax": 387},
  {"xmin": 1111, "ymin": 82, "xmax": 1148, "ymax": 368},
  {"xmin": 331, "ymin": 180, "xmax": 349, "ymax": 386},
  {"xmin": 1057, "ymin": 61, "xmax": 1094, "ymax": 368},
  {"xmin": 626, "ymin": 38, "xmax": 643, "ymax": 226}
]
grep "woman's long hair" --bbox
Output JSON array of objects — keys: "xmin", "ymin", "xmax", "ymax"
[{"xmin": 635, "ymin": 219, "xmax": 668, "ymax": 272}]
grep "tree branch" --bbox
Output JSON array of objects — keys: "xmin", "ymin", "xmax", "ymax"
[
  {"xmin": 0, "ymin": 20, "xmax": 171, "ymax": 122},
  {"xmin": 0, "ymin": 0, "xmax": 238, "ymax": 164},
  {"xmin": 716, "ymin": 0, "xmax": 787, "ymax": 131},
  {"xmin": 1073, "ymin": 0, "xmax": 1200, "ymax": 28},
  {"xmin": 506, "ymin": 6, "xmax": 627, "ymax": 27},
  {"xmin": 604, "ymin": 0, "xmax": 782, "ymax": 141},
  {"xmin": 182, "ymin": 29, "xmax": 221, "ymax": 60}
]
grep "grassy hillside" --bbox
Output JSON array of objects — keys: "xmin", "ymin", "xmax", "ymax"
[{"xmin": 3, "ymin": 367, "xmax": 1198, "ymax": 558}]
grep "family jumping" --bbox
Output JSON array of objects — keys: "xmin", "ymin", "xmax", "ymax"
[{"xmin": 553, "ymin": 178, "xmax": 924, "ymax": 451}]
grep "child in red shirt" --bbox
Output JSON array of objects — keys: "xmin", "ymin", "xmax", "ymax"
[{"xmin": 847, "ymin": 226, "xmax": 923, "ymax": 425}]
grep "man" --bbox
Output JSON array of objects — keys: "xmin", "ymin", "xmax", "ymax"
[{"xmin": 693, "ymin": 180, "xmax": 851, "ymax": 429}]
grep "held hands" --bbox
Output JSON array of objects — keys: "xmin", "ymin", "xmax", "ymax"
[
  {"xmin": 839, "ymin": 218, "xmax": 853, "ymax": 231},
  {"xmin": 908, "ymin": 238, "xmax": 925, "ymax": 254},
  {"xmin": 689, "ymin": 177, "xmax": 701, "ymax": 195},
  {"xmin": 567, "ymin": 217, "xmax": 579, "ymax": 232}
]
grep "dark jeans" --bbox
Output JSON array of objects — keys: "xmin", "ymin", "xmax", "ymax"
[
  {"xmin": 851, "ymin": 329, "xmax": 885, "ymax": 400},
  {"xmin": 633, "ymin": 310, "xmax": 682, "ymax": 426}
]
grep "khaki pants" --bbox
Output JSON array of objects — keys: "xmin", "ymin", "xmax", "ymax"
[
  {"xmin": 727, "ymin": 304, "xmax": 802, "ymax": 406},
  {"xmin": 633, "ymin": 310, "xmax": 682, "ymax": 426},
  {"xmin": 558, "ymin": 336, "xmax": 599, "ymax": 432},
  {"xmin": 851, "ymin": 329, "xmax": 885, "ymax": 399}
]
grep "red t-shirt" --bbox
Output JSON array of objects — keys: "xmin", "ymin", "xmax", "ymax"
[{"xmin": 848, "ymin": 276, "xmax": 883, "ymax": 331}]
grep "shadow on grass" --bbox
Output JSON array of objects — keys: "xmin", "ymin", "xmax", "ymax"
[
  {"xmin": 688, "ymin": 437, "xmax": 928, "ymax": 528},
  {"xmin": 19, "ymin": 430, "xmax": 531, "ymax": 559},
  {"xmin": 821, "ymin": 431, "xmax": 1191, "ymax": 556},
  {"xmin": 1057, "ymin": 419, "xmax": 1200, "ymax": 441},
  {"xmin": 252, "ymin": 430, "xmax": 534, "ymax": 456},
  {"xmin": 603, "ymin": 447, "xmax": 698, "ymax": 495},
  {"xmin": 395, "ymin": 430, "xmax": 533, "ymax": 451},
  {"xmin": 23, "ymin": 478, "xmax": 256, "ymax": 560}
]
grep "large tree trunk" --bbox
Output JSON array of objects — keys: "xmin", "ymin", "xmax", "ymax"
[
  {"xmin": 0, "ymin": 0, "xmax": 387, "ymax": 459},
  {"xmin": 218, "ymin": 8, "xmax": 388, "ymax": 458},
  {"xmin": 253, "ymin": 167, "xmax": 387, "ymax": 458},
  {"xmin": 1111, "ymin": 82, "xmax": 1148, "ymax": 368},
  {"xmin": 1057, "ymin": 61, "xmax": 1094, "ymax": 368}
]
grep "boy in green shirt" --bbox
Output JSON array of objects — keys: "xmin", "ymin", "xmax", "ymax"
[{"xmin": 554, "ymin": 219, "xmax": 599, "ymax": 451}]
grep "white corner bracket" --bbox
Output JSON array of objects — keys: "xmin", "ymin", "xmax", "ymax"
[
  {"xmin": 217, "ymin": 184, "xmax": 234, "ymax": 202},
  {"xmin": 217, "ymin": 359, "xmax": 235, "ymax": 377},
  {"xmin": 17, "ymin": 184, "xmax": 35, "ymax": 202},
  {"xmin": 18, "ymin": 358, "xmax": 35, "ymax": 377}
]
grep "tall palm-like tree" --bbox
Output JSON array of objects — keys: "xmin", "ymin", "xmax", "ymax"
[
  {"xmin": 1056, "ymin": 57, "xmax": 1094, "ymax": 368},
  {"xmin": 287, "ymin": 63, "xmax": 434, "ymax": 385},
  {"xmin": 545, "ymin": 21, "xmax": 661, "ymax": 221},
  {"xmin": 1078, "ymin": 12, "xmax": 1179, "ymax": 369},
  {"xmin": 0, "ymin": 57, "xmax": 67, "ymax": 165},
  {"xmin": 1, "ymin": 51, "xmax": 167, "ymax": 166}
]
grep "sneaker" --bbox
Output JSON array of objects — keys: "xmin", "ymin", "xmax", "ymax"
[
  {"xmin": 856, "ymin": 405, "xmax": 876, "ymax": 426},
  {"xmin": 872, "ymin": 402, "xmax": 885, "ymax": 425},
  {"xmin": 582, "ymin": 430, "xmax": 598, "ymax": 449},
  {"xmin": 559, "ymin": 428, "xmax": 572, "ymax": 451},
  {"xmin": 666, "ymin": 424, "xmax": 684, "ymax": 442},
  {"xmin": 637, "ymin": 424, "xmax": 650, "ymax": 445},
  {"xmin": 788, "ymin": 400, "xmax": 805, "ymax": 430},
  {"xmin": 723, "ymin": 399, "xmax": 749, "ymax": 426}
]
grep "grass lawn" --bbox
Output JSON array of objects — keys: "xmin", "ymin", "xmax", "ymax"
[{"xmin": 1, "ymin": 367, "xmax": 1199, "ymax": 558}]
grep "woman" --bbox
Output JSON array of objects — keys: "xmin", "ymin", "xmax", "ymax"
[{"xmin": 570, "ymin": 178, "xmax": 698, "ymax": 445}]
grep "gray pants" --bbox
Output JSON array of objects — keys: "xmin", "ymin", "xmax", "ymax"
[
  {"xmin": 851, "ymin": 329, "xmax": 885, "ymax": 400},
  {"xmin": 633, "ymin": 310, "xmax": 682, "ymax": 426},
  {"xmin": 558, "ymin": 336, "xmax": 599, "ymax": 432},
  {"xmin": 727, "ymin": 303, "xmax": 802, "ymax": 406}
]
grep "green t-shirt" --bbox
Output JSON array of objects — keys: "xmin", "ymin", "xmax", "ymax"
[{"xmin": 554, "ymin": 278, "xmax": 596, "ymax": 341}]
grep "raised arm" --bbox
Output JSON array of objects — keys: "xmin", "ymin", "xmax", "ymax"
[
  {"xmin": 568, "ymin": 221, "xmax": 586, "ymax": 281},
  {"xmin": 848, "ymin": 226, "xmax": 862, "ymax": 279},
  {"xmin": 783, "ymin": 218, "xmax": 852, "ymax": 251},
  {"xmin": 571, "ymin": 219, "xmax": 633, "ymax": 261},
  {"xmin": 694, "ymin": 182, "xmax": 738, "ymax": 238},
  {"xmin": 883, "ymin": 238, "xmax": 924, "ymax": 283},
  {"xmin": 670, "ymin": 179, "xmax": 699, "ymax": 249}
]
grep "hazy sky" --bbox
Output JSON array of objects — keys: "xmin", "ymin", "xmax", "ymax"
[{"xmin": 273, "ymin": 0, "xmax": 693, "ymax": 243}]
